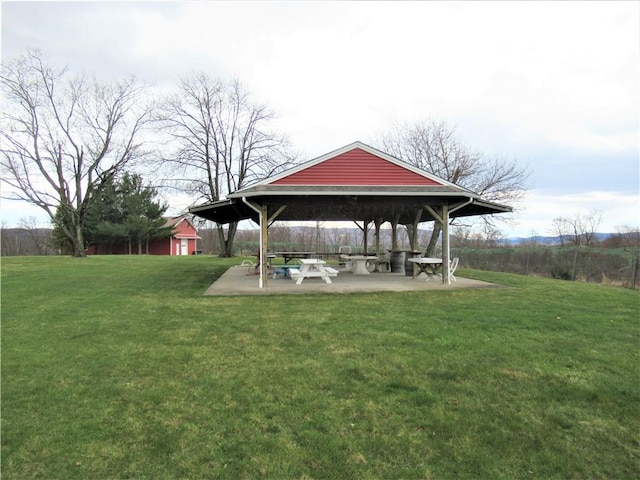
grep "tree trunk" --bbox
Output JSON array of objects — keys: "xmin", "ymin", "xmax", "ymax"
[
  {"xmin": 374, "ymin": 219, "xmax": 382, "ymax": 254},
  {"xmin": 391, "ymin": 215, "xmax": 400, "ymax": 251},
  {"xmin": 362, "ymin": 221, "xmax": 369, "ymax": 253},
  {"xmin": 217, "ymin": 221, "xmax": 239, "ymax": 257},
  {"xmin": 425, "ymin": 222, "xmax": 442, "ymax": 257},
  {"xmin": 71, "ymin": 224, "xmax": 87, "ymax": 257},
  {"xmin": 406, "ymin": 221, "xmax": 420, "ymax": 250}
]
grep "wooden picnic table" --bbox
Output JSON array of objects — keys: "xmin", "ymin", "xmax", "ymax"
[
  {"xmin": 275, "ymin": 251, "xmax": 317, "ymax": 264},
  {"xmin": 289, "ymin": 258, "xmax": 339, "ymax": 284},
  {"xmin": 407, "ymin": 257, "xmax": 443, "ymax": 281}
]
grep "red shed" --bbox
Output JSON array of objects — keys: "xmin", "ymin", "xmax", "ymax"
[
  {"xmin": 151, "ymin": 216, "xmax": 200, "ymax": 256},
  {"xmin": 87, "ymin": 215, "xmax": 200, "ymax": 255}
]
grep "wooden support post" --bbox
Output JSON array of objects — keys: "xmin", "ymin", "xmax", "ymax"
[
  {"xmin": 441, "ymin": 204, "xmax": 450, "ymax": 285},
  {"xmin": 411, "ymin": 209, "xmax": 421, "ymax": 251},
  {"xmin": 363, "ymin": 220, "xmax": 369, "ymax": 253},
  {"xmin": 354, "ymin": 220, "xmax": 371, "ymax": 253},
  {"xmin": 260, "ymin": 204, "xmax": 268, "ymax": 288},
  {"xmin": 424, "ymin": 204, "xmax": 450, "ymax": 284},
  {"xmin": 391, "ymin": 214, "xmax": 400, "ymax": 251}
]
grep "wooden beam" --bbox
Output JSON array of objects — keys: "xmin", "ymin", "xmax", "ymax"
[
  {"xmin": 268, "ymin": 205, "xmax": 287, "ymax": 226},
  {"xmin": 423, "ymin": 205, "xmax": 443, "ymax": 225}
]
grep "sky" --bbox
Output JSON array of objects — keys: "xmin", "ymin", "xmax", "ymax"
[{"xmin": 1, "ymin": 1, "xmax": 638, "ymax": 237}]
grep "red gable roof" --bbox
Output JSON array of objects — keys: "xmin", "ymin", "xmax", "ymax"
[
  {"xmin": 270, "ymin": 146, "xmax": 442, "ymax": 186},
  {"xmin": 191, "ymin": 141, "xmax": 512, "ymax": 225}
]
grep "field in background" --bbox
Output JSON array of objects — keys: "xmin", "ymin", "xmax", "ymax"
[{"xmin": 2, "ymin": 256, "xmax": 638, "ymax": 479}]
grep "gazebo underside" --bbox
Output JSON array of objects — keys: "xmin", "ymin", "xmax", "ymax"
[{"xmin": 190, "ymin": 192, "xmax": 508, "ymax": 225}]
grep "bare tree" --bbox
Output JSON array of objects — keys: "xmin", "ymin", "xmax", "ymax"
[
  {"xmin": 551, "ymin": 210, "xmax": 603, "ymax": 247},
  {"xmin": 268, "ymin": 222, "xmax": 293, "ymax": 250},
  {"xmin": 550, "ymin": 210, "xmax": 603, "ymax": 280},
  {"xmin": 374, "ymin": 119, "xmax": 529, "ymax": 255},
  {"xmin": 0, "ymin": 50, "xmax": 153, "ymax": 257},
  {"xmin": 156, "ymin": 73, "xmax": 297, "ymax": 256}
]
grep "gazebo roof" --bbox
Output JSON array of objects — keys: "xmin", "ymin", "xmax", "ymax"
[{"xmin": 189, "ymin": 141, "xmax": 512, "ymax": 225}]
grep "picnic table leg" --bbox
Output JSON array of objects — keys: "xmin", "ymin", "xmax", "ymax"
[
  {"xmin": 425, "ymin": 265, "xmax": 441, "ymax": 281},
  {"xmin": 413, "ymin": 265, "xmax": 427, "ymax": 279},
  {"xmin": 295, "ymin": 265, "xmax": 308, "ymax": 284},
  {"xmin": 421, "ymin": 266, "xmax": 435, "ymax": 282}
]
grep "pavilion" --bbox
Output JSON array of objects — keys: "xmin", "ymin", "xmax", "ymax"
[{"xmin": 189, "ymin": 141, "xmax": 512, "ymax": 288}]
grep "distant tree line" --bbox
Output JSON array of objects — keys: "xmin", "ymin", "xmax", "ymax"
[
  {"xmin": 0, "ymin": 217, "xmax": 58, "ymax": 256},
  {"xmin": 458, "ymin": 228, "xmax": 639, "ymax": 289}
]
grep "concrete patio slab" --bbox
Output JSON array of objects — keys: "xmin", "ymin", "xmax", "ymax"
[{"xmin": 204, "ymin": 265, "xmax": 502, "ymax": 296}]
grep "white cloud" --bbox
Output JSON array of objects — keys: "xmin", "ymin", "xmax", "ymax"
[{"xmin": 1, "ymin": 1, "xmax": 638, "ymax": 234}]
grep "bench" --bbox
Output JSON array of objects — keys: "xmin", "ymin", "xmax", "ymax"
[
  {"xmin": 272, "ymin": 264, "xmax": 300, "ymax": 279},
  {"xmin": 324, "ymin": 267, "xmax": 339, "ymax": 276},
  {"xmin": 288, "ymin": 268, "xmax": 301, "ymax": 278}
]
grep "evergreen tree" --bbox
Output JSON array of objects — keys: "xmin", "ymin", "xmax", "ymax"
[
  {"xmin": 83, "ymin": 173, "xmax": 171, "ymax": 254},
  {"xmin": 84, "ymin": 176, "xmax": 125, "ymax": 253}
]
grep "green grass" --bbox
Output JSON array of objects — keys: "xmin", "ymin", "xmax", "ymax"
[{"xmin": 2, "ymin": 255, "xmax": 639, "ymax": 479}]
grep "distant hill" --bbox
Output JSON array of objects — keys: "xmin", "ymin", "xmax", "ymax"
[{"xmin": 501, "ymin": 233, "xmax": 619, "ymax": 246}]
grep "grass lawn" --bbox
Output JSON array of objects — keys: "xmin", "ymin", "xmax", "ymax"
[{"xmin": 2, "ymin": 255, "xmax": 639, "ymax": 479}]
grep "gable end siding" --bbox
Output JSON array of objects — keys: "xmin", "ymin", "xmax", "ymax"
[
  {"xmin": 174, "ymin": 221, "xmax": 197, "ymax": 237},
  {"xmin": 271, "ymin": 148, "xmax": 441, "ymax": 186}
]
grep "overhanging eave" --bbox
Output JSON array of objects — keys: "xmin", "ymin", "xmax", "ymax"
[
  {"xmin": 189, "ymin": 194, "xmax": 512, "ymax": 225},
  {"xmin": 188, "ymin": 199, "xmax": 259, "ymax": 224}
]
